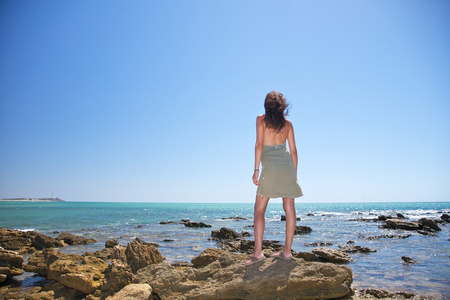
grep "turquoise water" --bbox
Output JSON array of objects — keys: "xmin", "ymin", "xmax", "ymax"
[{"xmin": 1, "ymin": 201, "xmax": 449, "ymax": 298}]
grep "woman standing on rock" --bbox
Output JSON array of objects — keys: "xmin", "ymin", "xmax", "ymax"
[{"xmin": 246, "ymin": 91, "xmax": 303, "ymax": 266}]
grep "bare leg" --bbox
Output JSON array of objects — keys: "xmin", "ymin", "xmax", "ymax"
[
  {"xmin": 276, "ymin": 198, "xmax": 296, "ymax": 258},
  {"xmin": 246, "ymin": 195, "xmax": 269, "ymax": 264},
  {"xmin": 282, "ymin": 198, "xmax": 296, "ymax": 256}
]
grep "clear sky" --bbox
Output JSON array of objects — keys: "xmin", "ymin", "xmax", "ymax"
[{"xmin": 1, "ymin": 1, "xmax": 449, "ymax": 203}]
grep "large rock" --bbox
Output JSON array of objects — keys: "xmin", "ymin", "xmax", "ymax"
[
  {"xmin": 133, "ymin": 248, "xmax": 353, "ymax": 300},
  {"xmin": 125, "ymin": 238, "xmax": 165, "ymax": 273},
  {"xmin": 312, "ymin": 247, "xmax": 353, "ymax": 263},
  {"xmin": 0, "ymin": 228, "xmax": 63, "ymax": 253},
  {"xmin": 102, "ymin": 259, "xmax": 133, "ymax": 295},
  {"xmin": 419, "ymin": 218, "xmax": 441, "ymax": 231},
  {"xmin": 106, "ymin": 284, "xmax": 152, "ymax": 300},
  {"xmin": 384, "ymin": 219, "xmax": 420, "ymax": 230},
  {"xmin": 24, "ymin": 249, "xmax": 108, "ymax": 294},
  {"xmin": 56, "ymin": 232, "xmax": 97, "ymax": 245},
  {"xmin": 294, "ymin": 225, "xmax": 312, "ymax": 235},
  {"xmin": 211, "ymin": 227, "xmax": 241, "ymax": 241},
  {"xmin": 0, "ymin": 248, "xmax": 24, "ymax": 281}
]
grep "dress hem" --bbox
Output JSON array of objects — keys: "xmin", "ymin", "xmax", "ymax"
[{"xmin": 256, "ymin": 193, "xmax": 303, "ymax": 199}]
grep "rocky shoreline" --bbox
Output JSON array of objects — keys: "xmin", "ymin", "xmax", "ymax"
[{"xmin": 1, "ymin": 213, "xmax": 448, "ymax": 299}]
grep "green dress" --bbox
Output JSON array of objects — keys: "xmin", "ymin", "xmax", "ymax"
[{"xmin": 256, "ymin": 143, "xmax": 303, "ymax": 198}]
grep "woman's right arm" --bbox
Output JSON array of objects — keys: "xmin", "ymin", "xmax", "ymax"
[{"xmin": 253, "ymin": 116, "xmax": 264, "ymax": 185}]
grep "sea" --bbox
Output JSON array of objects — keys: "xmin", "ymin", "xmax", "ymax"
[{"xmin": 0, "ymin": 201, "xmax": 449, "ymax": 299}]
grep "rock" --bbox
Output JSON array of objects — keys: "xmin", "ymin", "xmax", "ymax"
[
  {"xmin": 135, "ymin": 225, "xmax": 143, "ymax": 229},
  {"xmin": 221, "ymin": 216, "xmax": 247, "ymax": 221},
  {"xmin": 441, "ymin": 213, "xmax": 450, "ymax": 222},
  {"xmin": 294, "ymin": 225, "xmax": 312, "ymax": 234},
  {"xmin": 396, "ymin": 213, "xmax": 406, "ymax": 219},
  {"xmin": 366, "ymin": 234, "xmax": 412, "ymax": 240},
  {"xmin": 384, "ymin": 219, "xmax": 420, "ymax": 230},
  {"xmin": 338, "ymin": 244, "xmax": 377, "ymax": 253},
  {"xmin": 83, "ymin": 248, "xmax": 114, "ymax": 262},
  {"xmin": 377, "ymin": 215, "xmax": 393, "ymax": 221},
  {"xmin": 134, "ymin": 248, "xmax": 353, "ymax": 300},
  {"xmin": 355, "ymin": 288, "xmax": 416, "ymax": 299},
  {"xmin": 417, "ymin": 229, "xmax": 437, "ymax": 236},
  {"xmin": 306, "ymin": 213, "xmax": 315, "ymax": 216},
  {"xmin": 159, "ymin": 221, "xmax": 178, "ymax": 225},
  {"xmin": 105, "ymin": 238, "xmax": 119, "ymax": 248},
  {"xmin": 191, "ymin": 248, "xmax": 236, "ymax": 268},
  {"xmin": 0, "ymin": 248, "xmax": 24, "ymax": 280},
  {"xmin": 101, "ymin": 259, "xmax": 133, "ymax": 295},
  {"xmin": 237, "ymin": 239, "xmax": 284, "ymax": 254},
  {"xmin": 125, "ymin": 238, "xmax": 165, "ymax": 273},
  {"xmin": 304, "ymin": 242, "xmax": 333, "ymax": 247},
  {"xmin": 56, "ymin": 232, "xmax": 97, "ymax": 245},
  {"xmin": 419, "ymin": 218, "xmax": 441, "ymax": 231},
  {"xmin": 163, "ymin": 239, "xmax": 174, "ymax": 242},
  {"xmin": 0, "ymin": 228, "xmax": 63, "ymax": 252},
  {"xmin": 295, "ymin": 251, "xmax": 317, "ymax": 261},
  {"xmin": 106, "ymin": 283, "xmax": 152, "ymax": 300},
  {"xmin": 24, "ymin": 248, "xmax": 108, "ymax": 294},
  {"xmin": 312, "ymin": 247, "xmax": 353, "ymax": 263},
  {"xmin": 402, "ymin": 256, "xmax": 417, "ymax": 264},
  {"xmin": 280, "ymin": 215, "xmax": 300, "ymax": 221},
  {"xmin": 211, "ymin": 227, "xmax": 241, "ymax": 241},
  {"xmin": 184, "ymin": 221, "xmax": 212, "ymax": 228}
]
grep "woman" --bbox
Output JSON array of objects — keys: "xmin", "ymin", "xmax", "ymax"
[{"xmin": 246, "ymin": 91, "xmax": 303, "ymax": 266}]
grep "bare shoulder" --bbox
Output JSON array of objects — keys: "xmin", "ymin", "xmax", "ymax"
[
  {"xmin": 286, "ymin": 119, "xmax": 294, "ymax": 130},
  {"xmin": 256, "ymin": 115, "xmax": 265, "ymax": 124}
]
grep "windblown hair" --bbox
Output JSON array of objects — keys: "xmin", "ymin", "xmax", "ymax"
[{"xmin": 263, "ymin": 91, "xmax": 290, "ymax": 133}]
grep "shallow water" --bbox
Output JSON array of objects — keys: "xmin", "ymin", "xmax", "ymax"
[{"xmin": 1, "ymin": 201, "xmax": 449, "ymax": 299}]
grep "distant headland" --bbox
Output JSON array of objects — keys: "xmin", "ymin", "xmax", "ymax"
[{"xmin": 0, "ymin": 197, "xmax": 65, "ymax": 202}]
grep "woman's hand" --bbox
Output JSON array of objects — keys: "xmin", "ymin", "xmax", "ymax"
[{"xmin": 252, "ymin": 170, "xmax": 259, "ymax": 185}]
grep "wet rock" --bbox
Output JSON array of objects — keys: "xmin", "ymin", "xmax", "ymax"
[
  {"xmin": 106, "ymin": 283, "xmax": 152, "ymax": 300},
  {"xmin": 280, "ymin": 215, "xmax": 301, "ymax": 221},
  {"xmin": 159, "ymin": 221, "xmax": 178, "ymax": 225},
  {"xmin": 402, "ymin": 256, "xmax": 417, "ymax": 264},
  {"xmin": 366, "ymin": 234, "xmax": 412, "ymax": 240},
  {"xmin": 383, "ymin": 219, "xmax": 420, "ymax": 230},
  {"xmin": 295, "ymin": 251, "xmax": 317, "ymax": 261},
  {"xmin": 355, "ymin": 288, "xmax": 416, "ymax": 299},
  {"xmin": 312, "ymin": 247, "xmax": 353, "ymax": 263},
  {"xmin": 184, "ymin": 221, "xmax": 212, "ymax": 228},
  {"xmin": 211, "ymin": 227, "xmax": 241, "ymax": 241},
  {"xmin": 135, "ymin": 225, "xmax": 143, "ymax": 229},
  {"xmin": 419, "ymin": 218, "xmax": 441, "ymax": 231},
  {"xmin": 306, "ymin": 213, "xmax": 315, "ymax": 216},
  {"xmin": 294, "ymin": 225, "xmax": 312, "ymax": 234},
  {"xmin": 56, "ymin": 232, "xmax": 97, "ymax": 245},
  {"xmin": 377, "ymin": 215, "xmax": 393, "ymax": 221},
  {"xmin": 105, "ymin": 238, "xmax": 119, "ymax": 248},
  {"xmin": 441, "ymin": 213, "xmax": 450, "ymax": 223},
  {"xmin": 0, "ymin": 248, "xmax": 24, "ymax": 281},
  {"xmin": 133, "ymin": 248, "xmax": 353, "ymax": 300},
  {"xmin": 396, "ymin": 213, "xmax": 406, "ymax": 219},
  {"xmin": 338, "ymin": 244, "xmax": 377, "ymax": 253},
  {"xmin": 163, "ymin": 239, "xmax": 174, "ymax": 242},
  {"xmin": 304, "ymin": 242, "xmax": 333, "ymax": 247},
  {"xmin": 222, "ymin": 216, "xmax": 247, "ymax": 221},
  {"xmin": 417, "ymin": 229, "xmax": 437, "ymax": 236},
  {"xmin": 125, "ymin": 238, "xmax": 165, "ymax": 273}
]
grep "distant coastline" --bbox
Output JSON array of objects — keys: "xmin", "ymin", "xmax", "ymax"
[{"xmin": 0, "ymin": 197, "xmax": 65, "ymax": 202}]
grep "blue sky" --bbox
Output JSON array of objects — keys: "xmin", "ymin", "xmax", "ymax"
[{"xmin": 1, "ymin": 0, "xmax": 449, "ymax": 203}]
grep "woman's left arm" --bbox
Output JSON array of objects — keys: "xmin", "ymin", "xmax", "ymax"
[{"xmin": 286, "ymin": 121, "xmax": 298, "ymax": 170}]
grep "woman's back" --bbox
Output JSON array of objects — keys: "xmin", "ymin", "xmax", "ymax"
[{"xmin": 257, "ymin": 115, "xmax": 292, "ymax": 146}]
